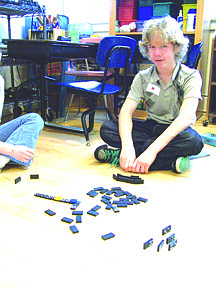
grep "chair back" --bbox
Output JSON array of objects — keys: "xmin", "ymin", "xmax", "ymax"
[
  {"xmin": 96, "ymin": 36, "xmax": 137, "ymax": 68},
  {"xmin": 186, "ymin": 42, "xmax": 204, "ymax": 69}
]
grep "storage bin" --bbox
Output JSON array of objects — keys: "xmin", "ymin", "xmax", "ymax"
[
  {"xmin": 153, "ymin": 2, "xmax": 178, "ymax": 18},
  {"xmin": 201, "ymin": 133, "xmax": 216, "ymax": 147},
  {"xmin": 182, "ymin": 3, "xmax": 197, "ymax": 17},
  {"xmin": 138, "ymin": 6, "xmax": 153, "ymax": 20},
  {"xmin": 183, "ymin": 0, "xmax": 197, "ymax": 3},
  {"xmin": 119, "ymin": 0, "xmax": 138, "ymax": 6},
  {"xmin": 118, "ymin": 6, "xmax": 137, "ymax": 20},
  {"xmin": 136, "ymin": 20, "xmax": 146, "ymax": 31},
  {"xmin": 139, "ymin": 0, "xmax": 153, "ymax": 7}
]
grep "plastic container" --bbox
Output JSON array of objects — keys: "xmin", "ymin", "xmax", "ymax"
[
  {"xmin": 177, "ymin": 10, "xmax": 183, "ymax": 31},
  {"xmin": 186, "ymin": 8, "xmax": 196, "ymax": 31},
  {"xmin": 119, "ymin": 0, "xmax": 138, "ymax": 6},
  {"xmin": 201, "ymin": 133, "xmax": 216, "ymax": 147},
  {"xmin": 138, "ymin": 6, "xmax": 153, "ymax": 20},
  {"xmin": 153, "ymin": 2, "xmax": 178, "ymax": 18},
  {"xmin": 138, "ymin": 0, "xmax": 153, "ymax": 6},
  {"xmin": 118, "ymin": 7, "xmax": 137, "ymax": 20},
  {"xmin": 135, "ymin": 20, "xmax": 146, "ymax": 32},
  {"xmin": 182, "ymin": 3, "xmax": 197, "ymax": 17},
  {"xmin": 183, "ymin": 0, "xmax": 197, "ymax": 3}
]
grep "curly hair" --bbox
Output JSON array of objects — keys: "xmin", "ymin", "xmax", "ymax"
[{"xmin": 139, "ymin": 16, "xmax": 189, "ymax": 62}]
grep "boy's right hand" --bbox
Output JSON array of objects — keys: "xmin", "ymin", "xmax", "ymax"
[
  {"xmin": 119, "ymin": 147, "xmax": 136, "ymax": 172},
  {"xmin": 11, "ymin": 145, "xmax": 35, "ymax": 163}
]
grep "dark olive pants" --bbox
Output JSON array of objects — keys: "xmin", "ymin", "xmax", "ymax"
[{"xmin": 99, "ymin": 119, "xmax": 204, "ymax": 171}]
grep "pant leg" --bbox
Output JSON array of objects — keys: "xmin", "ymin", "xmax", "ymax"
[
  {"xmin": 135, "ymin": 125, "xmax": 204, "ymax": 171},
  {"xmin": 0, "ymin": 113, "xmax": 44, "ymax": 166},
  {"xmin": 100, "ymin": 118, "xmax": 157, "ymax": 148}
]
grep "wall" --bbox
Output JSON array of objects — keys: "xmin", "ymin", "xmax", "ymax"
[
  {"xmin": 198, "ymin": 0, "xmax": 216, "ymax": 113},
  {"xmin": 37, "ymin": 0, "xmax": 110, "ymax": 36}
]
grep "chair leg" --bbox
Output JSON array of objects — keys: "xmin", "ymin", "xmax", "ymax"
[
  {"xmin": 103, "ymin": 95, "xmax": 109, "ymax": 120},
  {"xmin": 64, "ymin": 94, "xmax": 75, "ymax": 122},
  {"xmin": 81, "ymin": 110, "xmax": 95, "ymax": 146}
]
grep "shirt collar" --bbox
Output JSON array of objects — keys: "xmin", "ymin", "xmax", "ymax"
[{"xmin": 150, "ymin": 62, "xmax": 183, "ymax": 84}]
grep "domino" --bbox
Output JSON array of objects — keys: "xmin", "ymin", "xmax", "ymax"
[
  {"xmin": 162, "ymin": 225, "xmax": 172, "ymax": 235},
  {"xmin": 72, "ymin": 211, "xmax": 83, "ymax": 215},
  {"xmin": 91, "ymin": 205, "xmax": 101, "ymax": 212},
  {"xmin": 44, "ymin": 209, "xmax": 56, "ymax": 216},
  {"xmin": 105, "ymin": 203, "xmax": 112, "ymax": 210},
  {"xmin": 112, "ymin": 205, "xmax": 120, "ymax": 213},
  {"xmin": 76, "ymin": 215, "xmax": 82, "ymax": 223},
  {"xmin": 87, "ymin": 210, "xmax": 99, "ymax": 217},
  {"xmin": 157, "ymin": 240, "xmax": 165, "ymax": 252},
  {"xmin": 113, "ymin": 173, "xmax": 144, "ymax": 184},
  {"xmin": 70, "ymin": 201, "xmax": 81, "ymax": 210},
  {"xmin": 101, "ymin": 232, "xmax": 115, "ymax": 240},
  {"xmin": 99, "ymin": 189, "xmax": 109, "ymax": 194},
  {"xmin": 61, "ymin": 217, "xmax": 73, "ymax": 224},
  {"xmin": 15, "ymin": 176, "xmax": 21, "ymax": 184},
  {"xmin": 30, "ymin": 174, "xmax": 39, "ymax": 179},
  {"xmin": 143, "ymin": 238, "xmax": 153, "ymax": 250},
  {"xmin": 70, "ymin": 225, "xmax": 79, "ymax": 234},
  {"xmin": 166, "ymin": 234, "xmax": 176, "ymax": 245},
  {"xmin": 101, "ymin": 198, "xmax": 110, "ymax": 205},
  {"xmin": 137, "ymin": 197, "xmax": 148, "ymax": 203},
  {"xmin": 117, "ymin": 203, "xmax": 127, "ymax": 208},
  {"xmin": 133, "ymin": 198, "xmax": 140, "ymax": 204},
  {"xmin": 87, "ymin": 190, "xmax": 98, "ymax": 198},
  {"xmin": 168, "ymin": 239, "xmax": 177, "ymax": 251}
]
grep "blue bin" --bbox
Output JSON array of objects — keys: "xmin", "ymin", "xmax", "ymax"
[{"xmin": 138, "ymin": 6, "xmax": 153, "ymax": 20}]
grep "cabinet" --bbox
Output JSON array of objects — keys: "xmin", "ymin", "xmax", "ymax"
[
  {"xmin": 109, "ymin": 0, "xmax": 204, "ymax": 46},
  {"xmin": 205, "ymin": 34, "xmax": 216, "ymax": 125}
]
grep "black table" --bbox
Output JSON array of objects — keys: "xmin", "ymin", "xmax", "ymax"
[{"xmin": 6, "ymin": 39, "xmax": 98, "ymax": 123}]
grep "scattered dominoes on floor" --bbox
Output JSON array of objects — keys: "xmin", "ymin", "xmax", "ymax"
[
  {"xmin": 35, "ymin": 179, "xmax": 177, "ymax": 251},
  {"xmin": 87, "ymin": 186, "xmax": 148, "ymax": 215},
  {"xmin": 144, "ymin": 225, "xmax": 177, "ymax": 252}
]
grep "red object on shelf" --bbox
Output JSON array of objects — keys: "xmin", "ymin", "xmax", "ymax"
[
  {"xmin": 119, "ymin": 0, "xmax": 138, "ymax": 7},
  {"xmin": 118, "ymin": 7, "xmax": 137, "ymax": 20}
]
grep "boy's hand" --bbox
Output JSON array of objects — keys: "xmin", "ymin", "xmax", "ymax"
[
  {"xmin": 11, "ymin": 145, "xmax": 35, "ymax": 162},
  {"xmin": 131, "ymin": 149, "xmax": 157, "ymax": 174},
  {"xmin": 120, "ymin": 147, "xmax": 136, "ymax": 172}
]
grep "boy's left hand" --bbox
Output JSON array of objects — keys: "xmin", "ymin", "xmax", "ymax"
[{"xmin": 131, "ymin": 149, "xmax": 157, "ymax": 174}]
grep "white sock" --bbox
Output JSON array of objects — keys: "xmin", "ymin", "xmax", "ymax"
[{"xmin": 0, "ymin": 155, "xmax": 10, "ymax": 169}]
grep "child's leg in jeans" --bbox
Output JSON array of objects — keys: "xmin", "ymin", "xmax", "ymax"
[{"xmin": 0, "ymin": 113, "xmax": 44, "ymax": 166}]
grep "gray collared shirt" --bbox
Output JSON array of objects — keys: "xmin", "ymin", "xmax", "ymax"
[{"xmin": 127, "ymin": 62, "xmax": 202, "ymax": 125}]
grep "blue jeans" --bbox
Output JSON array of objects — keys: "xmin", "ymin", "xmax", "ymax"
[
  {"xmin": 0, "ymin": 113, "xmax": 44, "ymax": 166},
  {"xmin": 100, "ymin": 119, "xmax": 204, "ymax": 171}
]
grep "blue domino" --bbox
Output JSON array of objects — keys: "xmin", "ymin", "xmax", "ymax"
[{"xmin": 101, "ymin": 232, "xmax": 115, "ymax": 240}]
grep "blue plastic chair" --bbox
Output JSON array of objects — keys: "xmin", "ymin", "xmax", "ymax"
[
  {"xmin": 186, "ymin": 42, "xmax": 204, "ymax": 69},
  {"xmin": 54, "ymin": 36, "xmax": 137, "ymax": 145}
]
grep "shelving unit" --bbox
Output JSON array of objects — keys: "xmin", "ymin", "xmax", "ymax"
[
  {"xmin": 109, "ymin": 0, "xmax": 204, "ymax": 46},
  {"xmin": 0, "ymin": 1, "xmax": 42, "ymax": 115},
  {"xmin": 205, "ymin": 34, "xmax": 216, "ymax": 125},
  {"xmin": 0, "ymin": 1, "xmax": 42, "ymax": 38},
  {"xmin": 108, "ymin": 0, "xmax": 205, "ymax": 117}
]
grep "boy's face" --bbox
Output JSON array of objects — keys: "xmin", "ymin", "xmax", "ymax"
[{"xmin": 147, "ymin": 33, "xmax": 176, "ymax": 70}]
